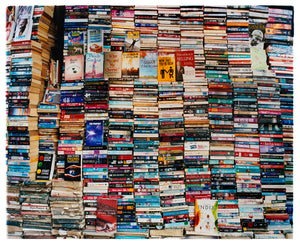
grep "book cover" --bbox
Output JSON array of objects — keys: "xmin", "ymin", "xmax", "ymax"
[
  {"xmin": 122, "ymin": 52, "xmax": 140, "ymax": 78},
  {"xmin": 96, "ymin": 198, "xmax": 118, "ymax": 234},
  {"xmin": 104, "ymin": 51, "xmax": 122, "ymax": 79},
  {"xmin": 125, "ymin": 30, "xmax": 140, "ymax": 52},
  {"xmin": 85, "ymin": 121, "xmax": 104, "ymax": 147},
  {"xmin": 249, "ymin": 23, "xmax": 265, "ymax": 49},
  {"xmin": 175, "ymin": 50, "xmax": 195, "ymax": 81},
  {"xmin": 6, "ymin": 6, "xmax": 16, "ymax": 42},
  {"xmin": 158, "ymin": 56, "xmax": 176, "ymax": 82},
  {"xmin": 13, "ymin": 6, "xmax": 33, "ymax": 42},
  {"xmin": 250, "ymin": 47, "xmax": 268, "ymax": 70},
  {"xmin": 36, "ymin": 153, "xmax": 56, "ymax": 181},
  {"xmin": 85, "ymin": 53, "xmax": 104, "ymax": 80},
  {"xmin": 87, "ymin": 29, "xmax": 103, "ymax": 53},
  {"xmin": 139, "ymin": 51, "xmax": 158, "ymax": 79},
  {"xmin": 64, "ymin": 55, "xmax": 84, "ymax": 81},
  {"xmin": 42, "ymin": 88, "xmax": 61, "ymax": 104},
  {"xmin": 67, "ymin": 31, "xmax": 85, "ymax": 46},
  {"xmin": 194, "ymin": 199, "xmax": 218, "ymax": 235},
  {"xmin": 64, "ymin": 154, "xmax": 81, "ymax": 181}
]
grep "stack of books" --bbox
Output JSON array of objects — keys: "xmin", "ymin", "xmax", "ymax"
[
  {"xmin": 227, "ymin": 5, "xmax": 259, "ymax": 234},
  {"xmin": 82, "ymin": 32, "xmax": 109, "ymax": 235},
  {"xmin": 256, "ymin": 69, "xmax": 290, "ymax": 235},
  {"xmin": 265, "ymin": 7, "xmax": 294, "ymax": 231},
  {"xmin": 7, "ymin": 39, "xmax": 42, "ymax": 182},
  {"xmin": 180, "ymin": 5, "xmax": 205, "ymax": 78},
  {"xmin": 157, "ymin": 5, "xmax": 181, "ymax": 52},
  {"xmin": 158, "ymin": 52, "xmax": 189, "ymax": 229},
  {"xmin": 88, "ymin": 5, "xmax": 112, "ymax": 52},
  {"xmin": 134, "ymin": 6, "xmax": 158, "ymax": 51},
  {"xmin": 20, "ymin": 181, "xmax": 53, "ymax": 238},
  {"xmin": 57, "ymin": 5, "xmax": 87, "ymax": 180},
  {"xmin": 50, "ymin": 180, "xmax": 84, "ymax": 238},
  {"xmin": 7, "ymin": 184, "xmax": 23, "ymax": 238},
  {"xmin": 111, "ymin": 6, "xmax": 135, "ymax": 51}
]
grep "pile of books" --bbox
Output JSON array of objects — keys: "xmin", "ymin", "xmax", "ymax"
[
  {"xmin": 157, "ymin": 6, "xmax": 181, "ymax": 52},
  {"xmin": 265, "ymin": 7, "xmax": 294, "ymax": 231},
  {"xmin": 158, "ymin": 52, "xmax": 189, "ymax": 229},
  {"xmin": 134, "ymin": 6, "xmax": 158, "ymax": 51},
  {"xmin": 7, "ymin": 184, "xmax": 23, "ymax": 238},
  {"xmin": 111, "ymin": 6, "xmax": 135, "ymax": 51},
  {"xmin": 180, "ymin": 5, "xmax": 205, "ymax": 78},
  {"xmin": 20, "ymin": 181, "xmax": 53, "ymax": 238},
  {"xmin": 88, "ymin": 5, "xmax": 112, "ymax": 52},
  {"xmin": 50, "ymin": 180, "xmax": 84, "ymax": 238}
]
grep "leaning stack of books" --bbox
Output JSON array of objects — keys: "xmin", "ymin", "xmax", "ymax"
[
  {"xmin": 7, "ymin": 39, "xmax": 42, "ymax": 183},
  {"xmin": 50, "ymin": 180, "xmax": 84, "ymax": 238},
  {"xmin": 134, "ymin": 6, "xmax": 158, "ymax": 51},
  {"xmin": 265, "ymin": 7, "xmax": 294, "ymax": 232},
  {"xmin": 20, "ymin": 181, "xmax": 53, "ymax": 238}
]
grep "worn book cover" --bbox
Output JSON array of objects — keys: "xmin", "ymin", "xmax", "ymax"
[
  {"xmin": 88, "ymin": 29, "xmax": 103, "ymax": 53},
  {"xmin": 85, "ymin": 53, "xmax": 104, "ymax": 80},
  {"xmin": 13, "ymin": 6, "xmax": 34, "ymax": 42},
  {"xmin": 64, "ymin": 55, "xmax": 84, "ymax": 81},
  {"xmin": 194, "ymin": 199, "xmax": 218, "ymax": 235},
  {"xmin": 139, "ymin": 51, "xmax": 158, "ymax": 78},
  {"xmin": 104, "ymin": 51, "xmax": 122, "ymax": 79},
  {"xmin": 64, "ymin": 154, "xmax": 81, "ymax": 181},
  {"xmin": 85, "ymin": 121, "xmax": 104, "ymax": 147},
  {"xmin": 125, "ymin": 30, "xmax": 140, "ymax": 52},
  {"xmin": 122, "ymin": 52, "xmax": 140, "ymax": 78},
  {"xmin": 175, "ymin": 50, "xmax": 195, "ymax": 81},
  {"xmin": 158, "ymin": 56, "xmax": 176, "ymax": 82},
  {"xmin": 96, "ymin": 198, "xmax": 118, "ymax": 234}
]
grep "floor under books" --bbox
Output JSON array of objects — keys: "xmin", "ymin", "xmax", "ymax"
[{"xmin": 6, "ymin": 5, "xmax": 293, "ymax": 239}]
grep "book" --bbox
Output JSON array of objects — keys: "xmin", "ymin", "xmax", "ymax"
[
  {"xmin": 139, "ymin": 51, "xmax": 158, "ymax": 78},
  {"xmin": 125, "ymin": 30, "xmax": 140, "ymax": 52},
  {"xmin": 87, "ymin": 29, "xmax": 103, "ymax": 53},
  {"xmin": 64, "ymin": 55, "xmax": 84, "ymax": 81},
  {"xmin": 64, "ymin": 155, "xmax": 82, "ymax": 181},
  {"xmin": 104, "ymin": 51, "xmax": 122, "ymax": 79},
  {"xmin": 194, "ymin": 199, "xmax": 218, "ymax": 235},
  {"xmin": 35, "ymin": 153, "xmax": 56, "ymax": 180},
  {"xmin": 85, "ymin": 121, "xmax": 104, "ymax": 147},
  {"xmin": 96, "ymin": 198, "xmax": 118, "ymax": 234},
  {"xmin": 175, "ymin": 50, "xmax": 195, "ymax": 81},
  {"xmin": 13, "ymin": 6, "xmax": 34, "ymax": 42},
  {"xmin": 158, "ymin": 56, "xmax": 176, "ymax": 82},
  {"xmin": 122, "ymin": 52, "xmax": 140, "ymax": 78},
  {"xmin": 85, "ymin": 53, "xmax": 104, "ymax": 80}
]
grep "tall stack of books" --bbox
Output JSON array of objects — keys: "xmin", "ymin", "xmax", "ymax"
[
  {"xmin": 7, "ymin": 40, "xmax": 42, "ymax": 183},
  {"xmin": 7, "ymin": 184, "xmax": 23, "ymax": 238},
  {"xmin": 57, "ymin": 5, "xmax": 87, "ymax": 179},
  {"xmin": 265, "ymin": 7, "xmax": 294, "ymax": 232},
  {"xmin": 111, "ymin": 6, "xmax": 135, "ymax": 51},
  {"xmin": 20, "ymin": 181, "xmax": 53, "ymax": 238},
  {"xmin": 133, "ymin": 50, "xmax": 162, "ymax": 231},
  {"xmin": 50, "ymin": 180, "xmax": 84, "ymax": 238},
  {"xmin": 157, "ymin": 53, "xmax": 189, "ymax": 230},
  {"xmin": 134, "ymin": 6, "xmax": 158, "ymax": 51},
  {"xmin": 204, "ymin": 6, "xmax": 237, "ymax": 234},
  {"xmin": 157, "ymin": 6, "xmax": 181, "ymax": 52},
  {"xmin": 256, "ymin": 69, "xmax": 290, "ymax": 236},
  {"xmin": 82, "ymin": 51, "xmax": 109, "ymax": 235},
  {"xmin": 180, "ymin": 5, "xmax": 205, "ymax": 78},
  {"xmin": 88, "ymin": 5, "xmax": 112, "ymax": 52},
  {"xmin": 227, "ymin": 5, "xmax": 257, "ymax": 234}
]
